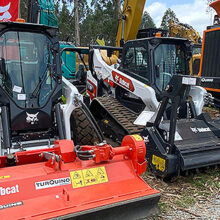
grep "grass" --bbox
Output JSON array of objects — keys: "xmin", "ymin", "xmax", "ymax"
[
  {"xmin": 175, "ymin": 194, "xmax": 196, "ymax": 209},
  {"xmin": 158, "ymin": 202, "xmax": 170, "ymax": 212}
]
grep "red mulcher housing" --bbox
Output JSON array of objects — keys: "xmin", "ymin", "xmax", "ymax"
[{"xmin": 0, "ymin": 136, "xmax": 160, "ymax": 219}]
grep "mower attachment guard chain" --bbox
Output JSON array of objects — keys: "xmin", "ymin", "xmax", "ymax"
[
  {"xmin": 0, "ymin": 136, "xmax": 160, "ymax": 219},
  {"xmin": 142, "ymin": 75, "xmax": 220, "ymax": 179}
]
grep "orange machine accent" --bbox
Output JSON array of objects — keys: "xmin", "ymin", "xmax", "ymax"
[
  {"xmin": 204, "ymin": 87, "xmax": 220, "ymax": 93},
  {"xmin": 16, "ymin": 18, "xmax": 25, "ymax": 23},
  {"xmin": 155, "ymin": 32, "xmax": 162, "ymax": 38},
  {"xmin": 0, "ymin": 137, "xmax": 160, "ymax": 219},
  {"xmin": 210, "ymin": 0, "xmax": 220, "ymax": 17}
]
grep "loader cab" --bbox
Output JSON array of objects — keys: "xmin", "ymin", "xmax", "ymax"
[
  {"xmin": 120, "ymin": 37, "xmax": 191, "ymax": 95},
  {"xmin": 0, "ymin": 22, "xmax": 62, "ymax": 153}
]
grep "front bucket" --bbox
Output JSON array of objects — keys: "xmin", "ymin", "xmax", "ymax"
[{"xmin": 0, "ymin": 154, "xmax": 160, "ymax": 219}]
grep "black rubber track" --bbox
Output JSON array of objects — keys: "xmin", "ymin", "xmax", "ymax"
[
  {"xmin": 94, "ymin": 96, "xmax": 144, "ymax": 134},
  {"xmin": 71, "ymin": 107, "xmax": 100, "ymax": 145}
]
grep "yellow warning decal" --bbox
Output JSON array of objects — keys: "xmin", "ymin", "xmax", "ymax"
[
  {"xmin": 70, "ymin": 166, "xmax": 108, "ymax": 188},
  {"xmin": 0, "ymin": 175, "xmax": 10, "ymax": 180},
  {"xmin": 66, "ymin": 51, "xmax": 70, "ymax": 54},
  {"xmin": 152, "ymin": 155, "xmax": 166, "ymax": 172},
  {"xmin": 132, "ymin": 135, "xmax": 143, "ymax": 141}
]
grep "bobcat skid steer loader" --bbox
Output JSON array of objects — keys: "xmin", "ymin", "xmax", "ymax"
[{"xmin": 0, "ymin": 22, "xmax": 160, "ymax": 219}]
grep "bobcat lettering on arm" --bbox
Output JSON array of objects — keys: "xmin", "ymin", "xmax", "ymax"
[{"xmin": 26, "ymin": 112, "xmax": 39, "ymax": 125}]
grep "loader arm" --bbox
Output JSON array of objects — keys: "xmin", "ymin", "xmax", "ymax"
[{"xmin": 88, "ymin": 47, "xmax": 159, "ymax": 113}]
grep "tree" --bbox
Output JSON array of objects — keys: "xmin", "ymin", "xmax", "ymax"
[
  {"xmin": 140, "ymin": 11, "xmax": 156, "ymax": 29},
  {"xmin": 57, "ymin": 2, "xmax": 73, "ymax": 41},
  {"xmin": 160, "ymin": 8, "xmax": 179, "ymax": 30},
  {"xmin": 20, "ymin": 0, "xmax": 28, "ymax": 20},
  {"xmin": 74, "ymin": 0, "xmax": 80, "ymax": 46},
  {"xmin": 80, "ymin": 0, "xmax": 118, "ymax": 45},
  {"xmin": 114, "ymin": 0, "xmax": 121, "ymax": 20}
]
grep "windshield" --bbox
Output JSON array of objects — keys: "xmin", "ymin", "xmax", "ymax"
[
  {"xmin": 154, "ymin": 43, "xmax": 187, "ymax": 91},
  {"xmin": 0, "ymin": 31, "xmax": 56, "ymax": 108}
]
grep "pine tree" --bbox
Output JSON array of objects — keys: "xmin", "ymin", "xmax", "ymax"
[
  {"xmin": 160, "ymin": 8, "xmax": 179, "ymax": 30},
  {"xmin": 140, "ymin": 11, "xmax": 156, "ymax": 29}
]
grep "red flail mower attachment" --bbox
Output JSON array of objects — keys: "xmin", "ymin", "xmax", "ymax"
[{"xmin": 0, "ymin": 135, "xmax": 160, "ymax": 220}]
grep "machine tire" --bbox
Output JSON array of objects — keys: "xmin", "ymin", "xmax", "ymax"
[{"xmin": 71, "ymin": 107, "xmax": 99, "ymax": 145}]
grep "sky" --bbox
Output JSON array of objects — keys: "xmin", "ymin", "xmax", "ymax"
[{"xmin": 145, "ymin": 0, "xmax": 214, "ymax": 36}]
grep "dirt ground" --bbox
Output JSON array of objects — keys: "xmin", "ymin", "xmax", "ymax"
[{"xmin": 143, "ymin": 168, "xmax": 220, "ymax": 220}]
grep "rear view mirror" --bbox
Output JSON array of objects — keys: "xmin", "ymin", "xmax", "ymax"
[{"xmin": 0, "ymin": 58, "xmax": 6, "ymax": 75}]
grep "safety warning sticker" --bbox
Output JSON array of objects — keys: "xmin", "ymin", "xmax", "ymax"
[
  {"xmin": 0, "ymin": 175, "xmax": 10, "ymax": 180},
  {"xmin": 132, "ymin": 135, "xmax": 143, "ymax": 141},
  {"xmin": 70, "ymin": 166, "xmax": 108, "ymax": 188},
  {"xmin": 152, "ymin": 155, "xmax": 166, "ymax": 172}
]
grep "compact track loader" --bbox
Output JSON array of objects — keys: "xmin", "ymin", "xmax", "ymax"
[
  {"xmin": 86, "ymin": 37, "xmax": 220, "ymax": 179},
  {"xmin": 0, "ymin": 22, "xmax": 160, "ymax": 219},
  {"xmin": 87, "ymin": 39, "xmax": 205, "ymax": 142}
]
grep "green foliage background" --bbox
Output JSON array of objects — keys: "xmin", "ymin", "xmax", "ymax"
[{"xmin": 19, "ymin": 0, "xmax": 183, "ymax": 46}]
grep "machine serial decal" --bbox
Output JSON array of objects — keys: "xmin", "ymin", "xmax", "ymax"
[
  {"xmin": 112, "ymin": 71, "xmax": 134, "ymax": 92},
  {"xmin": 0, "ymin": 184, "xmax": 19, "ymax": 196},
  {"xmin": 152, "ymin": 155, "xmax": 165, "ymax": 172},
  {"xmin": 0, "ymin": 201, "xmax": 23, "ymax": 210},
  {"xmin": 35, "ymin": 177, "xmax": 71, "ymax": 190},
  {"xmin": 70, "ymin": 166, "xmax": 108, "ymax": 188},
  {"xmin": 190, "ymin": 127, "xmax": 211, "ymax": 133},
  {"xmin": 0, "ymin": 175, "xmax": 10, "ymax": 180},
  {"xmin": 26, "ymin": 112, "xmax": 39, "ymax": 125}
]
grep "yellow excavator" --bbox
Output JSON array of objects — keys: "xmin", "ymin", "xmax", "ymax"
[
  {"xmin": 116, "ymin": 0, "xmax": 146, "ymax": 47},
  {"xmin": 169, "ymin": 20, "xmax": 202, "ymax": 75}
]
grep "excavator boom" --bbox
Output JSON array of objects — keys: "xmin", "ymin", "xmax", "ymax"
[{"xmin": 116, "ymin": 0, "xmax": 146, "ymax": 47}]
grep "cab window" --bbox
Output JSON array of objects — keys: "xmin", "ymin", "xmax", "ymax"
[{"xmin": 123, "ymin": 45, "xmax": 149, "ymax": 83}]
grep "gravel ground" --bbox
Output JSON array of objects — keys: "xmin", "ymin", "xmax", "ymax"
[
  {"xmin": 143, "ymin": 168, "xmax": 220, "ymax": 220},
  {"xmin": 159, "ymin": 194, "xmax": 220, "ymax": 220}
]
